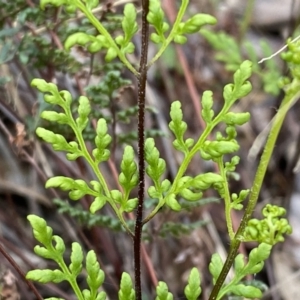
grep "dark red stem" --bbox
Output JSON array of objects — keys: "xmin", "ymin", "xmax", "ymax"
[{"xmin": 134, "ymin": 0, "xmax": 149, "ymax": 299}]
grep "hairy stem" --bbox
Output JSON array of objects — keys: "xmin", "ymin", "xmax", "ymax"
[
  {"xmin": 134, "ymin": 0, "xmax": 149, "ymax": 299},
  {"xmin": 208, "ymin": 89, "xmax": 300, "ymax": 300}
]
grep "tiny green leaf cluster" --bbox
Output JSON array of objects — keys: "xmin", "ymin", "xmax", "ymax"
[
  {"xmin": 64, "ymin": 2, "xmax": 137, "ymax": 61},
  {"xmin": 26, "ymin": 215, "xmax": 106, "ymax": 300},
  {"xmin": 138, "ymin": 61, "xmax": 254, "ymax": 232},
  {"xmin": 243, "ymin": 204, "xmax": 292, "ymax": 245},
  {"xmin": 27, "ymin": 214, "xmax": 204, "ymax": 299},
  {"xmin": 184, "ymin": 268, "xmax": 201, "ymax": 300},
  {"xmin": 169, "ymin": 101, "xmax": 194, "ymax": 155},
  {"xmin": 147, "ymin": 0, "xmax": 216, "ymax": 45},
  {"xmin": 155, "ymin": 281, "xmax": 173, "ymax": 300},
  {"xmin": 37, "ymin": 0, "xmax": 218, "ymax": 73},
  {"xmin": 145, "ymin": 138, "xmax": 171, "ymax": 205},
  {"xmin": 174, "ymin": 14, "xmax": 217, "ymax": 44},
  {"xmin": 115, "ymin": 4, "xmax": 138, "ymax": 55},
  {"xmin": 46, "ymin": 177, "xmax": 101, "ymax": 201},
  {"xmin": 147, "ymin": 0, "xmax": 169, "ymax": 44},
  {"xmin": 118, "ymin": 273, "xmax": 135, "ymax": 300},
  {"xmin": 230, "ymin": 189, "xmax": 250, "ymax": 210},
  {"xmin": 64, "ymin": 3, "xmax": 137, "ymax": 61},
  {"xmin": 209, "ymin": 243, "xmax": 272, "ymax": 299},
  {"xmin": 280, "ymin": 37, "xmax": 300, "ymax": 92},
  {"xmin": 115, "ymin": 146, "xmax": 138, "ymax": 213},
  {"xmin": 38, "ymin": 0, "xmax": 139, "ymax": 75},
  {"xmin": 33, "ymin": 78, "xmax": 138, "ymax": 233}
]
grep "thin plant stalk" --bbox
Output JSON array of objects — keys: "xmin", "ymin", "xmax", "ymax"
[
  {"xmin": 134, "ymin": 0, "xmax": 150, "ymax": 299},
  {"xmin": 209, "ymin": 89, "xmax": 300, "ymax": 300}
]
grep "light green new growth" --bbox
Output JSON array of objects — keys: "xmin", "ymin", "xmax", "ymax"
[
  {"xmin": 32, "ymin": 78, "xmax": 135, "ymax": 234},
  {"xmin": 243, "ymin": 204, "xmax": 292, "ymax": 245},
  {"xmin": 209, "ymin": 243, "xmax": 272, "ymax": 299},
  {"xmin": 118, "ymin": 273, "xmax": 135, "ymax": 300},
  {"xmin": 147, "ymin": 0, "xmax": 216, "ymax": 67},
  {"xmin": 26, "ymin": 215, "xmax": 106, "ymax": 300},
  {"xmin": 155, "ymin": 281, "xmax": 173, "ymax": 300},
  {"xmin": 144, "ymin": 60, "xmax": 253, "ymax": 235},
  {"xmin": 184, "ymin": 268, "xmax": 201, "ymax": 300}
]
